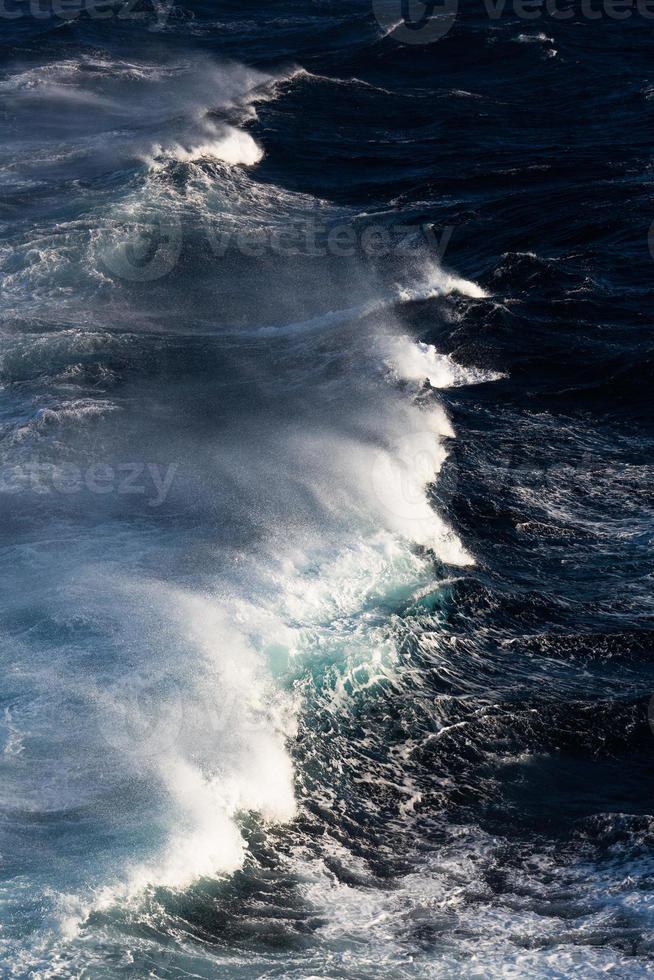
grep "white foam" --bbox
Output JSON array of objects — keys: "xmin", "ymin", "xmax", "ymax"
[
  {"xmin": 516, "ymin": 32, "xmax": 554, "ymax": 43},
  {"xmin": 396, "ymin": 263, "xmax": 489, "ymax": 302},
  {"xmin": 145, "ymin": 124, "xmax": 263, "ymax": 168},
  {"xmin": 8, "ymin": 398, "xmax": 118, "ymax": 448},
  {"xmin": 41, "ymin": 581, "xmax": 298, "ymax": 938},
  {"xmin": 251, "ymin": 264, "xmax": 488, "ymax": 339},
  {"xmin": 386, "ymin": 336, "xmax": 505, "ymax": 389},
  {"xmin": 105, "ymin": 587, "xmax": 296, "ymax": 895}
]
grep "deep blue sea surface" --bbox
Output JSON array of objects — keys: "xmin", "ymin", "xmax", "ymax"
[{"xmin": 1, "ymin": 1, "xmax": 653, "ymax": 976}]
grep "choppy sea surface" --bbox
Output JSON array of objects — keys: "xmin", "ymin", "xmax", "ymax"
[{"xmin": 1, "ymin": 2, "xmax": 653, "ymax": 977}]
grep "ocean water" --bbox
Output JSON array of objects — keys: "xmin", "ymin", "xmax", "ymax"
[{"xmin": 1, "ymin": 2, "xmax": 653, "ymax": 977}]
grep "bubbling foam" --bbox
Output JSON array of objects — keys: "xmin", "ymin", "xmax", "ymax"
[
  {"xmin": 105, "ymin": 586, "xmax": 296, "ymax": 895},
  {"xmin": 396, "ymin": 263, "xmax": 489, "ymax": 303},
  {"xmin": 386, "ymin": 336, "xmax": 505, "ymax": 389},
  {"xmin": 144, "ymin": 124, "xmax": 264, "ymax": 168}
]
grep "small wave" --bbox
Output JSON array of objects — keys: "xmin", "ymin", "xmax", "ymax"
[
  {"xmin": 144, "ymin": 124, "xmax": 263, "ymax": 168},
  {"xmin": 0, "ymin": 53, "xmax": 279, "ymax": 182},
  {"xmin": 514, "ymin": 33, "xmax": 558, "ymax": 58},
  {"xmin": 8, "ymin": 399, "xmax": 118, "ymax": 445},
  {"xmin": 515, "ymin": 32, "xmax": 554, "ymax": 44},
  {"xmin": 250, "ymin": 264, "xmax": 488, "ymax": 338},
  {"xmin": 286, "ymin": 66, "xmax": 395, "ymax": 96},
  {"xmin": 396, "ymin": 269, "xmax": 488, "ymax": 302},
  {"xmin": 386, "ymin": 337, "xmax": 505, "ymax": 389}
]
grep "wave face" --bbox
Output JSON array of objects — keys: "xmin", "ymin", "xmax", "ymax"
[{"xmin": 1, "ymin": 4, "xmax": 653, "ymax": 978}]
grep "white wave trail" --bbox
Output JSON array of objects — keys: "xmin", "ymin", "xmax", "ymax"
[
  {"xmin": 250, "ymin": 266, "xmax": 489, "ymax": 338},
  {"xmin": 41, "ymin": 578, "xmax": 297, "ymax": 939},
  {"xmin": 0, "ymin": 54, "xmax": 277, "ymax": 181},
  {"xmin": 396, "ymin": 262, "xmax": 489, "ymax": 302},
  {"xmin": 143, "ymin": 123, "xmax": 264, "ymax": 167},
  {"xmin": 386, "ymin": 336, "xmax": 505, "ymax": 389},
  {"xmin": 107, "ymin": 595, "xmax": 295, "ymax": 896}
]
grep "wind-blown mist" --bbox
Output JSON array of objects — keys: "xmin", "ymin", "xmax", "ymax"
[{"xmin": 0, "ymin": 46, "xmax": 497, "ymax": 971}]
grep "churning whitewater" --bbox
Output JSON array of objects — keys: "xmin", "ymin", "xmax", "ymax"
[{"xmin": 0, "ymin": 48, "xmax": 494, "ymax": 974}]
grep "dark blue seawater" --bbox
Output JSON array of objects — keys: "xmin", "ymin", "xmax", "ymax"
[{"xmin": 1, "ymin": 1, "xmax": 653, "ymax": 976}]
